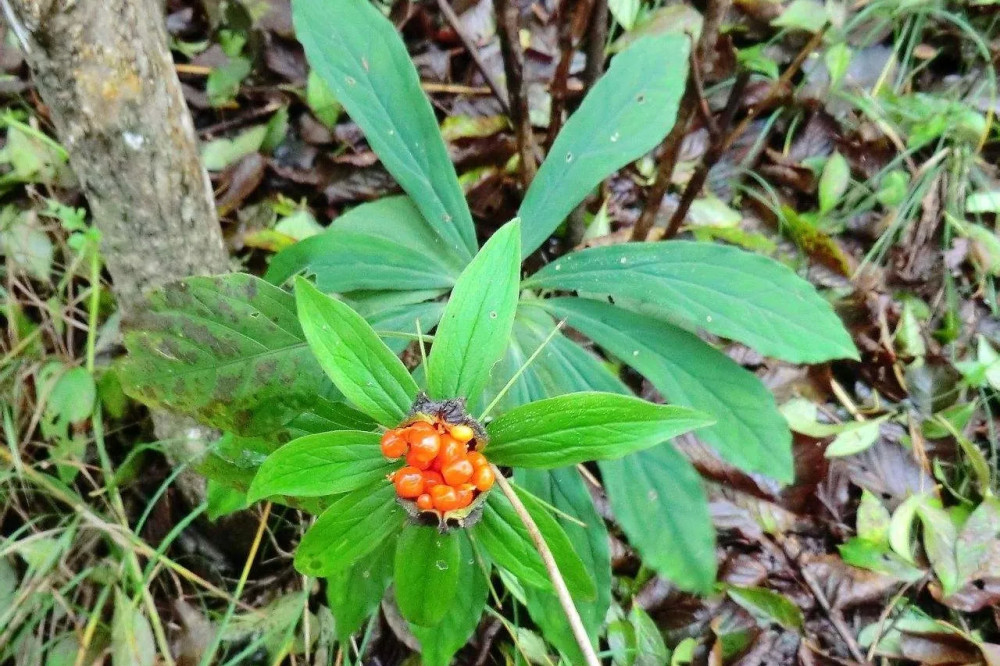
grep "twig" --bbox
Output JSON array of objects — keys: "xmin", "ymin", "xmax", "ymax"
[
  {"xmin": 631, "ymin": 0, "xmax": 731, "ymax": 242},
  {"xmin": 581, "ymin": 0, "xmax": 608, "ymax": 94},
  {"xmin": 494, "ymin": 0, "xmax": 538, "ymax": 186},
  {"xmin": 435, "ymin": 0, "xmax": 511, "ymax": 114},
  {"xmin": 660, "ymin": 70, "xmax": 749, "ymax": 240},
  {"xmin": 630, "ymin": 95, "xmax": 694, "ymax": 241},
  {"xmin": 720, "ymin": 25, "xmax": 828, "ymax": 153},
  {"xmin": 491, "ymin": 467, "xmax": 601, "ymax": 666},
  {"xmin": 560, "ymin": 0, "xmax": 607, "ymax": 250},
  {"xmin": 546, "ymin": 0, "xmax": 591, "ymax": 150},
  {"xmin": 421, "ymin": 82, "xmax": 493, "ymax": 95},
  {"xmin": 773, "ymin": 535, "xmax": 870, "ymax": 665},
  {"xmin": 0, "ymin": 0, "xmax": 30, "ymax": 53}
]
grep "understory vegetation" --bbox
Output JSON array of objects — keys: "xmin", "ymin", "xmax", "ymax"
[{"xmin": 3, "ymin": 0, "xmax": 1000, "ymax": 664}]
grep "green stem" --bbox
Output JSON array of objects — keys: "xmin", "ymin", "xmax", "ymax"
[
  {"xmin": 85, "ymin": 243, "xmax": 100, "ymax": 373},
  {"xmin": 490, "ymin": 467, "xmax": 600, "ymax": 666}
]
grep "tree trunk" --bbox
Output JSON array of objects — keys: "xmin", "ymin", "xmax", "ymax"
[
  {"xmin": 3, "ymin": 0, "xmax": 230, "ymax": 501},
  {"xmin": 2, "ymin": 0, "xmax": 229, "ymax": 306}
]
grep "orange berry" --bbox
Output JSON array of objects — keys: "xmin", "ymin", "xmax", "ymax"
[
  {"xmin": 472, "ymin": 465, "xmax": 495, "ymax": 492},
  {"xmin": 442, "ymin": 458, "xmax": 474, "ymax": 486},
  {"xmin": 467, "ymin": 451, "xmax": 488, "ymax": 469},
  {"xmin": 416, "ymin": 493, "xmax": 434, "ymax": 511},
  {"xmin": 449, "ymin": 424, "xmax": 475, "ymax": 443},
  {"xmin": 394, "ymin": 466, "xmax": 425, "ymax": 498},
  {"xmin": 422, "ymin": 470, "xmax": 444, "ymax": 488},
  {"xmin": 436, "ymin": 435, "xmax": 465, "ymax": 466},
  {"xmin": 407, "ymin": 421, "xmax": 436, "ymax": 437},
  {"xmin": 407, "ymin": 427, "xmax": 441, "ymax": 462},
  {"xmin": 380, "ymin": 430, "xmax": 408, "ymax": 459},
  {"xmin": 406, "ymin": 448, "xmax": 432, "ymax": 470},
  {"xmin": 430, "ymin": 484, "xmax": 460, "ymax": 512},
  {"xmin": 455, "ymin": 483, "xmax": 475, "ymax": 509}
]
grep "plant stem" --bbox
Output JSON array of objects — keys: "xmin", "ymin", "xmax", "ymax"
[
  {"xmin": 719, "ymin": 25, "xmax": 828, "ymax": 153},
  {"xmin": 581, "ymin": 0, "xmax": 608, "ymax": 94},
  {"xmin": 546, "ymin": 0, "xmax": 591, "ymax": 150},
  {"xmin": 660, "ymin": 70, "xmax": 749, "ymax": 240},
  {"xmin": 85, "ymin": 240, "xmax": 100, "ymax": 373},
  {"xmin": 490, "ymin": 467, "xmax": 601, "ymax": 666},
  {"xmin": 478, "ymin": 320, "xmax": 565, "ymax": 419},
  {"xmin": 494, "ymin": 0, "xmax": 537, "ymax": 186},
  {"xmin": 435, "ymin": 0, "xmax": 511, "ymax": 114},
  {"xmin": 631, "ymin": 0, "xmax": 730, "ymax": 242}
]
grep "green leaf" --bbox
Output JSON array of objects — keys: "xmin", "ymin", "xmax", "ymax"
[
  {"xmin": 365, "ymin": 298, "xmax": 445, "ymax": 355},
  {"xmin": 111, "ymin": 589, "xmax": 155, "ymax": 666},
  {"xmin": 412, "ymin": 535, "xmax": 490, "ymax": 666},
  {"xmin": 1, "ymin": 210, "xmax": 53, "ymax": 281},
  {"xmin": 485, "ymin": 392, "xmax": 712, "ymax": 468},
  {"xmin": 474, "ymin": 487, "xmax": 596, "ymax": 600},
  {"xmin": 916, "ymin": 501, "xmax": 960, "ymax": 594},
  {"xmin": 824, "ymin": 418, "xmax": 884, "ymax": 458},
  {"xmin": 888, "ymin": 494, "xmax": 923, "ymax": 564},
  {"xmin": 326, "ymin": 536, "xmax": 395, "ymax": 641},
  {"xmin": 526, "ymin": 242, "xmax": 858, "ymax": 363},
  {"xmin": 600, "ymin": 443, "xmax": 716, "ymax": 593},
  {"xmin": 247, "ymin": 430, "xmax": 394, "ymax": 502},
  {"xmin": 482, "ymin": 306, "xmax": 630, "ymax": 414},
  {"xmin": 266, "ymin": 229, "xmax": 456, "ymax": 293},
  {"xmin": 856, "ymin": 489, "xmax": 891, "ymax": 543},
  {"xmin": 295, "ymin": 277, "xmax": 418, "ymax": 425},
  {"xmin": 518, "ymin": 468, "xmax": 611, "ymax": 661},
  {"xmin": 267, "ymin": 197, "xmax": 465, "ymax": 291},
  {"xmin": 306, "ymin": 69, "xmax": 342, "ymax": 129},
  {"xmin": 837, "ymin": 537, "xmax": 924, "ymax": 582},
  {"xmin": 45, "ymin": 366, "xmax": 96, "ymax": 426},
  {"xmin": 540, "ymin": 298, "xmax": 793, "ymax": 481},
  {"xmin": 818, "ymin": 152, "xmax": 850, "ymax": 214},
  {"xmin": 955, "ymin": 498, "xmax": 1000, "ymax": 585},
  {"xmin": 284, "ymin": 395, "xmax": 378, "ymax": 438},
  {"xmin": 726, "ymin": 586, "xmax": 804, "ymax": 631},
  {"xmin": 295, "ymin": 481, "xmax": 405, "ymax": 576},
  {"xmin": 825, "ymin": 43, "xmax": 852, "ymax": 87},
  {"xmin": 519, "ymin": 35, "xmax": 689, "ymax": 256},
  {"xmin": 328, "ymin": 196, "xmax": 466, "ymax": 270},
  {"xmin": 293, "ymin": 0, "xmax": 476, "ymax": 260},
  {"xmin": 206, "ymin": 480, "xmax": 249, "ymax": 520},
  {"xmin": 207, "ymin": 56, "xmax": 251, "ymax": 106},
  {"xmin": 426, "ymin": 220, "xmax": 521, "ymax": 403},
  {"xmin": 772, "ymin": 0, "xmax": 827, "ymax": 32},
  {"xmin": 608, "ymin": 0, "xmax": 641, "ymax": 29},
  {"xmin": 120, "ymin": 274, "xmax": 330, "ymax": 435},
  {"xmin": 395, "ymin": 526, "xmax": 462, "ymax": 626},
  {"xmin": 201, "ymin": 123, "xmax": 267, "ymax": 171}
]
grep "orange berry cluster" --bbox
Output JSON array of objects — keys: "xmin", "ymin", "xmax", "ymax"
[{"xmin": 381, "ymin": 420, "xmax": 495, "ymax": 513}]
